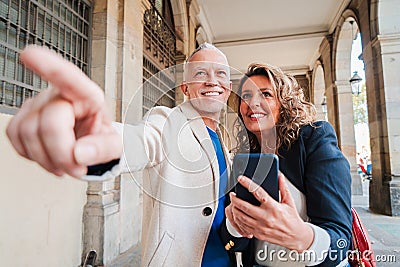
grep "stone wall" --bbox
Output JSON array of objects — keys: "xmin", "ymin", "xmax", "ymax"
[{"xmin": 0, "ymin": 114, "xmax": 87, "ymax": 266}]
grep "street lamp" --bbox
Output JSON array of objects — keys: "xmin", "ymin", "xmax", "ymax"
[
  {"xmin": 350, "ymin": 71, "xmax": 363, "ymax": 95},
  {"xmin": 321, "ymin": 96, "xmax": 327, "ymax": 114}
]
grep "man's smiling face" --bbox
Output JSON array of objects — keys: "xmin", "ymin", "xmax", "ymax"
[{"xmin": 182, "ymin": 49, "xmax": 232, "ymax": 116}]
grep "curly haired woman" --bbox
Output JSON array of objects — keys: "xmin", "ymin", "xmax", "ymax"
[{"xmin": 221, "ymin": 63, "xmax": 352, "ymax": 267}]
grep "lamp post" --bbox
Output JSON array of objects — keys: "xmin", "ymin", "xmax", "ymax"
[
  {"xmin": 321, "ymin": 96, "xmax": 327, "ymax": 114},
  {"xmin": 350, "ymin": 71, "xmax": 363, "ymax": 95},
  {"xmin": 321, "ymin": 96, "xmax": 327, "ymax": 120}
]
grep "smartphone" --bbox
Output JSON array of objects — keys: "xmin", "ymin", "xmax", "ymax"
[{"xmin": 232, "ymin": 153, "xmax": 279, "ymax": 206}]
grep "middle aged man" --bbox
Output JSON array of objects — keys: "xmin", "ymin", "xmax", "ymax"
[{"xmin": 7, "ymin": 43, "xmax": 234, "ymax": 266}]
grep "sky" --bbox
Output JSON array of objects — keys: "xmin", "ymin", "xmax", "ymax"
[
  {"xmin": 351, "ymin": 33, "xmax": 365, "ymax": 80},
  {"xmin": 351, "ymin": 32, "xmax": 369, "ymax": 155}
]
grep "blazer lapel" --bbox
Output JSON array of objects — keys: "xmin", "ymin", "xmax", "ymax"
[
  {"xmin": 178, "ymin": 102, "xmax": 220, "ymax": 198},
  {"xmin": 216, "ymin": 128, "xmax": 232, "ymax": 179}
]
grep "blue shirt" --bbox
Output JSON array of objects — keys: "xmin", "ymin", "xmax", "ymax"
[{"xmin": 201, "ymin": 127, "xmax": 230, "ymax": 267}]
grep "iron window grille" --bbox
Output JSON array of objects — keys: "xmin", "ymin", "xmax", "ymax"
[
  {"xmin": 0, "ymin": 0, "xmax": 92, "ymax": 110},
  {"xmin": 143, "ymin": 56, "xmax": 175, "ymax": 115},
  {"xmin": 142, "ymin": 0, "xmax": 176, "ymax": 115}
]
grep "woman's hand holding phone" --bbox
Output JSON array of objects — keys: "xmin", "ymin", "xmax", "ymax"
[{"xmin": 226, "ymin": 173, "xmax": 315, "ymax": 252}]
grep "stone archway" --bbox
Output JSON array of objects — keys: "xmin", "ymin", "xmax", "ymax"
[
  {"xmin": 312, "ymin": 62, "xmax": 327, "ymax": 121},
  {"xmin": 332, "ymin": 12, "xmax": 362, "ymax": 194}
]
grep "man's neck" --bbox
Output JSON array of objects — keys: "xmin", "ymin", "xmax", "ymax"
[{"xmin": 202, "ymin": 116, "xmax": 219, "ymax": 131}]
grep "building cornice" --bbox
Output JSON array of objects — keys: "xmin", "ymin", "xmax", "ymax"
[{"xmin": 214, "ymin": 30, "xmax": 328, "ymax": 47}]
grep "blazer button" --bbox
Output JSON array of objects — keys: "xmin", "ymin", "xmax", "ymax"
[{"xmin": 202, "ymin": 207, "xmax": 212, "ymax": 216}]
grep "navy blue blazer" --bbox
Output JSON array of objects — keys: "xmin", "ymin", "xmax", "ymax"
[{"xmin": 221, "ymin": 121, "xmax": 352, "ymax": 266}]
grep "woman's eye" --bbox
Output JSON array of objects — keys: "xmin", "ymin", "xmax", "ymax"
[
  {"xmin": 262, "ymin": 91, "xmax": 272, "ymax": 98},
  {"xmin": 241, "ymin": 93, "xmax": 251, "ymax": 100}
]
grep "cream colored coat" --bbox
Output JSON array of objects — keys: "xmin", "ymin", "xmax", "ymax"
[{"xmin": 118, "ymin": 102, "xmax": 231, "ymax": 266}]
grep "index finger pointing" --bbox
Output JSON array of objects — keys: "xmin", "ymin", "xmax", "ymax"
[{"xmin": 20, "ymin": 45, "xmax": 104, "ymax": 116}]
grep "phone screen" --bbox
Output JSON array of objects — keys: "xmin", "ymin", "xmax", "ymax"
[{"xmin": 232, "ymin": 153, "xmax": 279, "ymax": 206}]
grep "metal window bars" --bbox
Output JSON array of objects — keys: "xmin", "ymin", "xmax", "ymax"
[
  {"xmin": 0, "ymin": 0, "xmax": 91, "ymax": 108},
  {"xmin": 142, "ymin": 56, "xmax": 176, "ymax": 115},
  {"xmin": 142, "ymin": 1, "xmax": 176, "ymax": 115}
]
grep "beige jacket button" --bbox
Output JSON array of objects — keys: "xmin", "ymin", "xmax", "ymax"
[{"xmin": 202, "ymin": 207, "xmax": 212, "ymax": 216}]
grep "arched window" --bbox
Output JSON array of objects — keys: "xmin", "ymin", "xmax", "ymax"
[{"xmin": 143, "ymin": 0, "xmax": 176, "ymax": 114}]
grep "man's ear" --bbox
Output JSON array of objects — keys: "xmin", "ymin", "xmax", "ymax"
[
  {"xmin": 180, "ymin": 83, "xmax": 189, "ymax": 96},
  {"xmin": 224, "ymin": 81, "xmax": 233, "ymax": 100}
]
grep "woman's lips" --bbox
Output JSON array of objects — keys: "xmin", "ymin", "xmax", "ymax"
[{"xmin": 249, "ymin": 113, "xmax": 267, "ymax": 121}]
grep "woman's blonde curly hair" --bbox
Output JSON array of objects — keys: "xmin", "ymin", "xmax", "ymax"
[{"xmin": 234, "ymin": 63, "xmax": 316, "ymax": 153}]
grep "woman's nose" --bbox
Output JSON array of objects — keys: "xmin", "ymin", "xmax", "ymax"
[{"xmin": 249, "ymin": 94, "xmax": 261, "ymax": 107}]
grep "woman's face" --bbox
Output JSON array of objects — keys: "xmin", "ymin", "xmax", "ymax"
[{"xmin": 239, "ymin": 75, "xmax": 281, "ymax": 138}]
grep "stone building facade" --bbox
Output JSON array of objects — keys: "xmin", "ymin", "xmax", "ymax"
[{"xmin": 314, "ymin": 0, "xmax": 400, "ymax": 216}]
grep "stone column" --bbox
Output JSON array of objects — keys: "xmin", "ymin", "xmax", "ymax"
[
  {"xmin": 335, "ymin": 80, "xmax": 362, "ymax": 195},
  {"xmin": 175, "ymin": 0, "xmax": 199, "ymax": 106},
  {"xmin": 319, "ymin": 34, "xmax": 361, "ymax": 194},
  {"xmin": 188, "ymin": 0, "xmax": 198, "ymax": 54},
  {"xmin": 312, "ymin": 64, "xmax": 327, "ymax": 121},
  {"xmin": 82, "ymin": 182, "xmax": 120, "ymax": 266},
  {"xmin": 83, "ymin": 0, "xmax": 122, "ymax": 265},
  {"xmin": 319, "ymin": 35, "xmax": 340, "ymax": 132},
  {"xmin": 324, "ymin": 83, "xmax": 339, "ymax": 138},
  {"xmin": 364, "ymin": 34, "xmax": 400, "ymax": 215},
  {"xmin": 82, "ymin": 0, "xmax": 145, "ymax": 265},
  {"xmin": 118, "ymin": 0, "xmax": 146, "ymax": 256}
]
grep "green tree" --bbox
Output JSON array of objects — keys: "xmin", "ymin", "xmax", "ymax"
[{"xmin": 353, "ymin": 83, "xmax": 368, "ymax": 125}]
